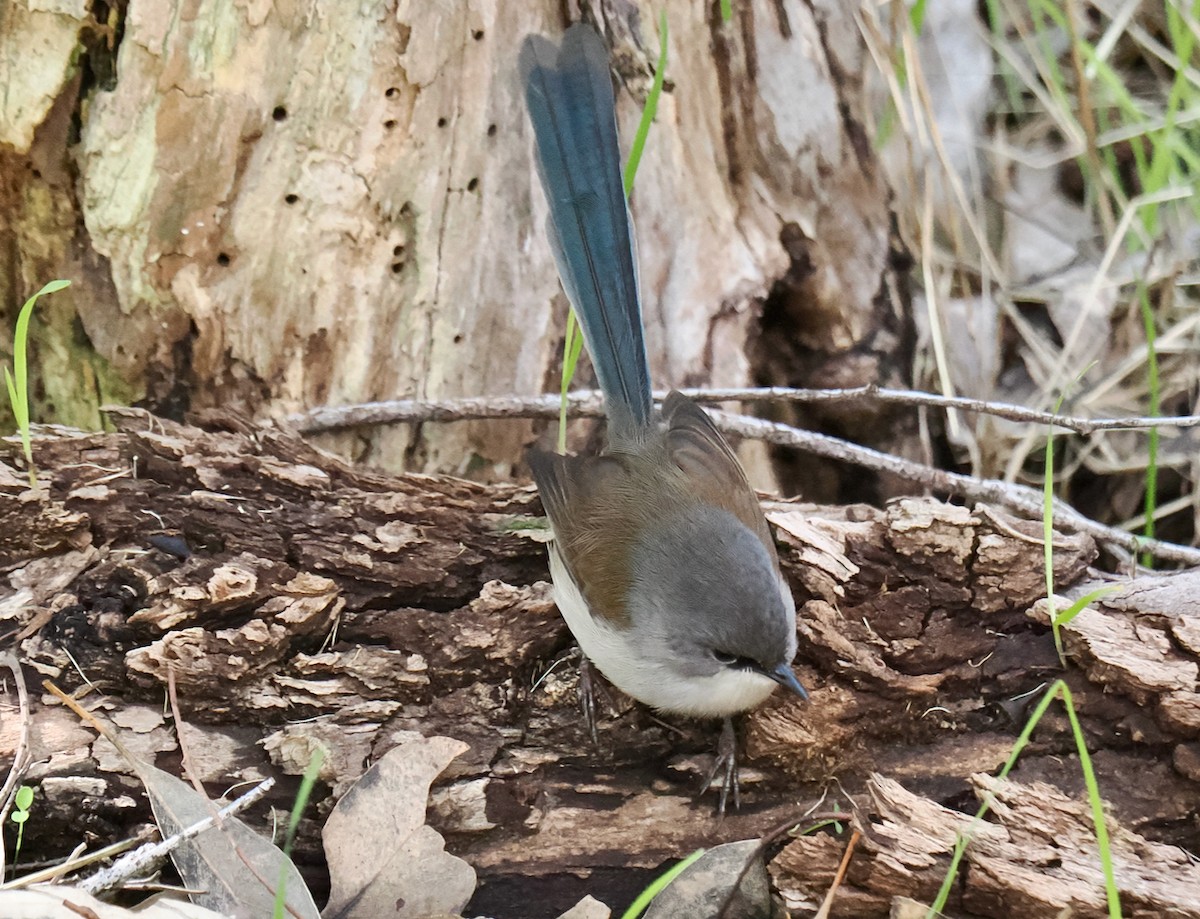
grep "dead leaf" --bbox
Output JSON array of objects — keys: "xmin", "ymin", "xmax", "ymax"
[
  {"xmin": 135, "ymin": 763, "xmax": 320, "ymax": 919},
  {"xmin": 41, "ymin": 684, "xmax": 319, "ymax": 918},
  {"xmin": 0, "ymin": 885, "xmax": 229, "ymax": 917},
  {"xmin": 321, "ymin": 735, "xmax": 475, "ymax": 919}
]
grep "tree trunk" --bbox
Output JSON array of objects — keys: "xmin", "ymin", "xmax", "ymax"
[
  {"xmin": 1, "ymin": 0, "xmax": 897, "ymax": 483},
  {"xmin": 3, "ymin": 417, "xmax": 1199, "ymax": 917}
]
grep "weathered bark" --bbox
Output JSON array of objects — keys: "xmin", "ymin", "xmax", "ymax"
[
  {"xmin": 2, "ymin": 416, "xmax": 1199, "ymax": 917},
  {"xmin": 0, "ymin": 0, "xmax": 897, "ymax": 482}
]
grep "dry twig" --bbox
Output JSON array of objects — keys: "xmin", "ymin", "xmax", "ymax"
[
  {"xmin": 78, "ymin": 778, "xmax": 275, "ymax": 896},
  {"xmin": 280, "ymin": 387, "xmax": 1200, "ymax": 436},
  {"xmin": 276, "ymin": 390, "xmax": 1200, "ymax": 565}
]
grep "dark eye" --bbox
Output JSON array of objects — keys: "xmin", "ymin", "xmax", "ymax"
[
  {"xmin": 713, "ymin": 650, "xmax": 756, "ymax": 669},
  {"xmin": 713, "ymin": 650, "xmax": 738, "ymax": 665}
]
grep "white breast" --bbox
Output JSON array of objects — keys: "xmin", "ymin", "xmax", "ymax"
[{"xmin": 548, "ymin": 546, "xmax": 778, "ymax": 718}]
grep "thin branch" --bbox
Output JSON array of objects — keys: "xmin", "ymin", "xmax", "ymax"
[
  {"xmin": 711, "ymin": 409, "xmax": 1200, "ymax": 566},
  {"xmin": 276, "ymin": 391, "xmax": 1200, "ymax": 566},
  {"xmin": 77, "ymin": 777, "xmax": 276, "ymax": 895},
  {"xmin": 167, "ymin": 666, "xmax": 215, "ymax": 810},
  {"xmin": 814, "ymin": 829, "xmax": 861, "ymax": 919},
  {"xmin": 0, "ymin": 829, "xmax": 157, "ymax": 890},
  {"xmin": 279, "ymin": 387, "xmax": 1200, "ymax": 436}
]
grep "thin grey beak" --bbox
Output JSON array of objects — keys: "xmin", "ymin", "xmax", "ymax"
[{"xmin": 769, "ymin": 662, "xmax": 809, "ymax": 701}]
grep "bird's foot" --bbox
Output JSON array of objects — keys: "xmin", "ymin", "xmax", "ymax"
[
  {"xmin": 698, "ymin": 716, "xmax": 741, "ymax": 817},
  {"xmin": 577, "ymin": 654, "xmax": 610, "ymax": 746}
]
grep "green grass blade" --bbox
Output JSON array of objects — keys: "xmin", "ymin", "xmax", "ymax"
[
  {"xmin": 1060, "ymin": 684, "xmax": 1122, "ymax": 917},
  {"xmin": 927, "ymin": 681, "xmax": 1062, "ymax": 916},
  {"xmin": 1167, "ymin": 131, "xmax": 1200, "ymax": 176},
  {"xmin": 622, "ymin": 12, "xmax": 669, "ymax": 198},
  {"xmin": 1051, "ymin": 586, "xmax": 1121, "ymax": 630},
  {"xmin": 909, "ymin": 0, "xmax": 928, "ymax": 32},
  {"xmin": 558, "ymin": 313, "xmax": 585, "ymax": 454},
  {"xmin": 11, "ymin": 281, "xmax": 70, "ymax": 425},
  {"xmin": 927, "ymin": 679, "xmax": 1122, "ymax": 917},
  {"xmin": 1043, "ymin": 392, "xmax": 1064, "ymax": 657},
  {"xmin": 6, "ymin": 367, "xmax": 32, "ymax": 490},
  {"xmin": 1043, "ymin": 367, "xmax": 1093, "ymax": 659},
  {"xmin": 272, "ymin": 745, "xmax": 326, "ymax": 919},
  {"xmin": 6, "ymin": 279, "xmax": 71, "ymax": 488},
  {"xmin": 620, "ymin": 849, "xmax": 706, "ymax": 919},
  {"xmin": 1043, "ymin": 424, "xmax": 1055, "ymax": 601},
  {"xmin": 1136, "ymin": 283, "xmax": 1161, "ymax": 564},
  {"xmin": 4, "ymin": 368, "xmax": 20, "ymax": 430}
]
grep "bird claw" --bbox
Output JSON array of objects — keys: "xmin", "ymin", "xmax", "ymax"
[
  {"xmin": 699, "ymin": 717, "xmax": 741, "ymax": 817},
  {"xmin": 578, "ymin": 654, "xmax": 600, "ymax": 746},
  {"xmin": 577, "ymin": 661, "xmax": 743, "ymax": 815}
]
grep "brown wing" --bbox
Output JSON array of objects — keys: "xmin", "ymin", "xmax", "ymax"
[
  {"xmin": 528, "ymin": 448, "xmax": 638, "ymax": 628},
  {"xmin": 661, "ymin": 391, "xmax": 779, "ymax": 563}
]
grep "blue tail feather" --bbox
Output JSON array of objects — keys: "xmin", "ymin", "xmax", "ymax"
[{"xmin": 520, "ymin": 25, "xmax": 653, "ymax": 433}]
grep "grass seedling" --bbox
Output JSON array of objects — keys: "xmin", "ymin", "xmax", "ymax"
[
  {"xmin": 994, "ymin": 0, "xmax": 1197, "ymax": 560},
  {"xmin": 619, "ymin": 848, "xmax": 705, "ymax": 919},
  {"xmin": 1136, "ymin": 281, "xmax": 1161, "ymax": 565},
  {"xmin": 797, "ymin": 815, "xmax": 845, "ymax": 837},
  {"xmin": 925, "ymin": 679, "xmax": 1121, "ymax": 918},
  {"xmin": 620, "ymin": 15, "xmax": 668, "ymax": 203},
  {"xmin": 1051, "ymin": 587, "xmax": 1119, "ymax": 636},
  {"xmin": 7, "ymin": 785, "xmax": 34, "ymax": 873},
  {"xmin": 1040, "ymin": 373, "xmax": 1118, "ymax": 659},
  {"xmin": 870, "ymin": 0, "xmax": 929, "ymax": 149},
  {"xmin": 1042, "ymin": 387, "xmax": 1067, "ymax": 658},
  {"xmin": 271, "ymin": 745, "xmax": 325, "ymax": 919},
  {"xmin": 5, "ymin": 279, "xmax": 71, "ymax": 489},
  {"xmin": 556, "ymin": 13, "xmax": 669, "ymax": 453},
  {"xmin": 558, "ymin": 318, "xmax": 585, "ymax": 455}
]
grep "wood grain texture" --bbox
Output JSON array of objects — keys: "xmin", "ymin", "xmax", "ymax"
[
  {"xmin": 2, "ymin": 418, "xmax": 1199, "ymax": 916},
  {"xmin": 0, "ymin": 0, "xmax": 895, "ymax": 482}
]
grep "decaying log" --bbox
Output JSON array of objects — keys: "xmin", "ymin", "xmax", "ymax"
[
  {"xmin": 772, "ymin": 773, "xmax": 1200, "ymax": 918},
  {"xmin": 2, "ymin": 414, "xmax": 1199, "ymax": 917}
]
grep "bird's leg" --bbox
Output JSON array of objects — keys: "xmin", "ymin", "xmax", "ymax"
[
  {"xmin": 577, "ymin": 653, "xmax": 600, "ymax": 746},
  {"xmin": 699, "ymin": 716, "xmax": 741, "ymax": 816}
]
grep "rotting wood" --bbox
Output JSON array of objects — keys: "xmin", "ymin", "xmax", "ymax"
[
  {"xmin": 2, "ymin": 415, "xmax": 1199, "ymax": 916},
  {"xmin": 771, "ymin": 773, "xmax": 1200, "ymax": 918}
]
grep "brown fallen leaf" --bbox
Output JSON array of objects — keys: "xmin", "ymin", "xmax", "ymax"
[
  {"xmin": 0, "ymin": 884, "xmax": 230, "ymax": 917},
  {"xmin": 43, "ymin": 683, "xmax": 320, "ymax": 919},
  {"xmin": 321, "ymin": 735, "xmax": 475, "ymax": 919},
  {"xmin": 139, "ymin": 766, "xmax": 319, "ymax": 918}
]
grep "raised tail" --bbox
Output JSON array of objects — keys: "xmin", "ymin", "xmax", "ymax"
[{"xmin": 520, "ymin": 24, "xmax": 653, "ymax": 434}]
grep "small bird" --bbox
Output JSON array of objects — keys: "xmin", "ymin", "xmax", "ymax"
[{"xmin": 520, "ymin": 24, "xmax": 807, "ymax": 811}]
